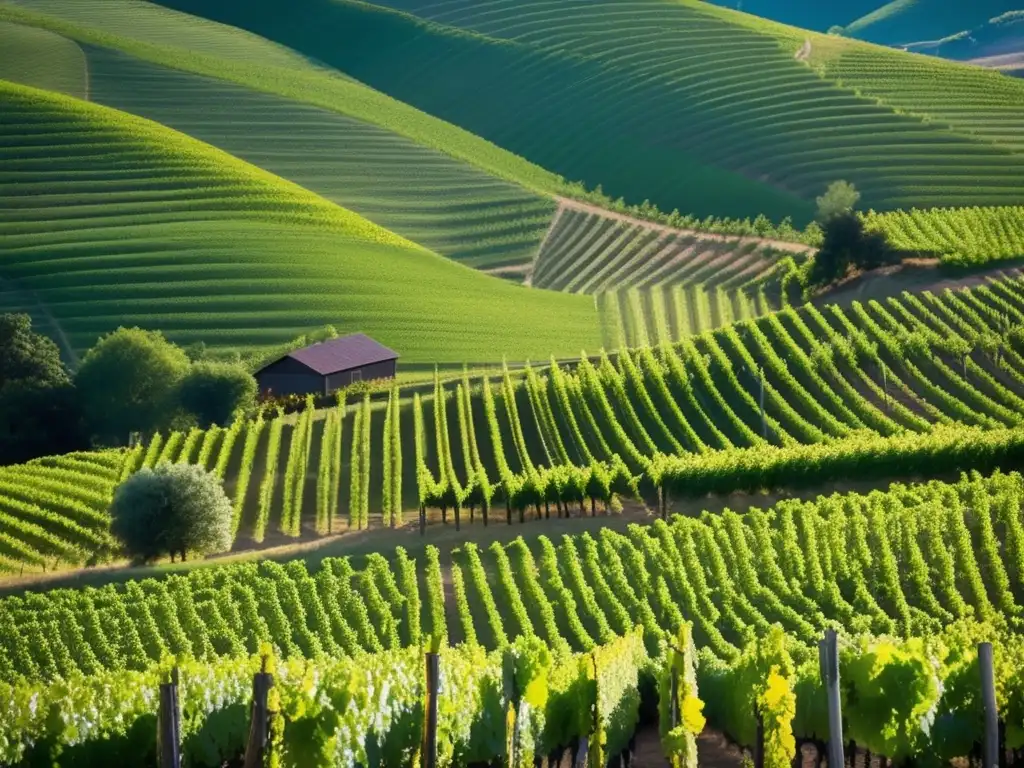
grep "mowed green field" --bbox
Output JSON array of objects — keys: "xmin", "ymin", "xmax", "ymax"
[
  {"xmin": 0, "ymin": 20, "xmax": 85, "ymax": 97},
  {"xmin": 0, "ymin": 10, "xmax": 561, "ymax": 271},
  {"xmin": 77, "ymin": 47, "xmax": 556, "ymax": 270},
  {"xmin": 0, "ymin": 80, "xmax": 600, "ymax": 360},
  {"xmin": 157, "ymin": 0, "xmax": 1024, "ymax": 221},
  {"xmin": 807, "ymin": 38, "xmax": 1024, "ymax": 155},
  {"xmin": 0, "ymin": 0, "xmax": 571, "ymax": 196}
]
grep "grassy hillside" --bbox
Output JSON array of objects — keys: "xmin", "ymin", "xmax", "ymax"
[
  {"xmin": 709, "ymin": 1, "xmax": 1019, "ymax": 46},
  {"xmin": 0, "ymin": 80, "xmax": 600, "ymax": 361},
  {"xmin": 153, "ymin": 0, "xmax": 817, "ymax": 224},
  {"xmin": 0, "ymin": 0, "xmax": 569, "ymax": 195},
  {"xmin": 0, "ymin": 6, "xmax": 574, "ymax": 270},
  {"xmin": 704, "ymin": 0, "xmax": 878, "ymax": 32},
  {"xmin": 2, "ymin": 0, "xmax": 323, "ymax": 70},
  {"xmin": 77, "ymin": 45, "xmax": 557, "ymax": 268},
  {"xmin": 0, "ymin": 20, "xmax": 85, "ymax": 96},
  {"xmin": 803, "ymin": 33, "xmax": 1024, "ymax": 155},
  {"xmin": 153, "ymin": 0, "xmax": 1024, "ymax": 224}
]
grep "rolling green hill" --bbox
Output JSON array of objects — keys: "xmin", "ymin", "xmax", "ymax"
[
  {"xmin": 803, "ymin": 31, "xmax": 1024, "ymax": 155},
  {"xmin": 704, "ymin": 1, "xmax": 877, "ymax": 32},
  {"xmin": 73, "ymin": 45, "xmax": 557, "ymax": 269},
  {"xmin": 152, "ymin": 0, "xmax": 1024, "ymax": 224},
  {"xmin": 0, "ymin": 80, "xmax": 600, "ymax": 362},
  {"xmin": 0, "ymin": 20, "xmax": 85, "ymax": 96},
  {"xmin": 0, "ymin": 3, "xmax": 577, "ymax": 270}
]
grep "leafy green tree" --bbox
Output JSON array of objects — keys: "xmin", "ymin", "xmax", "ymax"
[
  {"xmin": 816, "ymin": 180, "xmax": 861, "ymax": 222},
  {"xmin": 75, "ymin": 327, "xmax": 189, "ymax": 444},
  {"xmin": 805, "ymin": 212, "xmax": 896, "ymax": 290},
  {"xmin": 110, "ymin": 463, "xmax": 233, "ymax": 563},
  {"xmin": 177, "ymin": 361, "xmax": 257, "ymax": 428},
  {"xmin": 0, "ymin": 313, "xmax": 68, "ymax": 389},
  {"xmin": 0, "ymin": 313, "xmax": 86, "ymax": 464}
]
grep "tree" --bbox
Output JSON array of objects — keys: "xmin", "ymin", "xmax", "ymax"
[
  {"xmin": 109, "ymin": 463, "xmax": 232, "ymax": 563},
  {"xmin": 75, "ymin": 327, "xmax": 189, "ymax": 444},
  {"xmin": 0, "ymin": 313, "xmax": 69, "ymax": 389},
  {"xmin": 177, "ymin": 361, "xmax": 256, "ymax": 428},
  {"xmin": 0, "ymin": 314, "xmax": 86, "ymax": 464},
  {"xmin": 805, "ymin": 211, "xmax": 896, "ymax": 290},
  {"xmin": 816, "ymin": 180, "xmax": 861, "ymax": 222}
]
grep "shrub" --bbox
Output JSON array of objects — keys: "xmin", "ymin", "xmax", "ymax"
[
  {"xmin": 805, "ymin": 212, "xmax": 897, "ymax": 290},
  {"xmin": 177, "ymin": 361, "xmax": 257, "ymax": 428},
  {"xmin": 75, "ymin": 327, "xmax": 189, "ymax": 445},
  {"xmin": 816, "ymin": 180, "xmax": 860, "ymax": 222},
  {"xmin": 110, "ymin": 463, "xmax": 233, "ymax": 563}
]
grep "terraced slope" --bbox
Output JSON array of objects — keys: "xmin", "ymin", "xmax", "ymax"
[
  {"xmin": 161, "ymin": 0, "xmax": 1024, "ymax": 220},
  {"xmin": 74, "ymin": 47, "xmax": 555, "ymax": 269},
  {"xmin": 808, "ymin": 40, "xmax": 1024, "ymax": 155},
  {"xmin": 0, "ymin": 20, "xmax": 85, "ymax": 97},
  {"xmin": 0, "ymin": 81, "xmax": 600, "ymax": 362},
  {"xmin": 2, "ymin": 0, "xmax": 319, "ymax": 70},
  {"xmin": 0, "ymin": 0, "xmax": 570, "ymax": 193},
  {"xmin": 532, "ymin": 204, "xmax": 808, "ymax": 341},
  {"xmin": 703, "ymin": 1, "xmax": 876, "ymax": 32},
  {"xmin": 0, "ymin": 7, "xmax": 565, "ymax": 271}
]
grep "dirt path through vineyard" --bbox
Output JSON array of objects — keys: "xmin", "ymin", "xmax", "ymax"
[
  {"xmin": 552, "ymin": 197, "xmax": 815, "ymax": 254},
  {"xmin": 0, "ymin": 468, "xmax": 969, "ymax": 594}
]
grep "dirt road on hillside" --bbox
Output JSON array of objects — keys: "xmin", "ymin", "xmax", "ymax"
[{"xmin": 553, "ymin": 197, "xmax": 817, "ymax": 255}]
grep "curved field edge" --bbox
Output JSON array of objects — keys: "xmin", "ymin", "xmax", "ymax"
[
  {"xmin": 701, "ymin": 0, "xmax": 1024, "ymax": 153},
  {"xmin": 0, "ymin": 80, "xmax": 416, "ymax": 248},
  {"xmin": 864, "ymin": 206, "xmax": 1024, "ymax": 267},
  {"xmin": 0, "ymin": 2, "xmax": 573, "ymax": 198},
  {"xmin": 0, "ymin": 19, "xmax": 87, "ymax": 98},
  {"xmin": 0, "ymin": 80, "xmax": 602, "ymax": 361}
]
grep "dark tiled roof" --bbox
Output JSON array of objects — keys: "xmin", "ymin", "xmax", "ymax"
[{"xmin": 275, "ymin": 334, "xmax": 398, "ymax": 376}]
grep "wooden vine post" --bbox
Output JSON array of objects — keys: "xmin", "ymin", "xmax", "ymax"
[
  {"xmin": 979, "ymin": 642, "xmax": 999, "ymax": 768},
  {"xmin": 753, "ymin": 704, "xmax": 765, "ymax": 768},
  {"xmin": 819, "ymin": 629, "xmax": 845, "ymax": 768},
  {"xmin": 422, "ymin": 651, "xmax": 440, "ymax": 768},
  {"xmin": 419, "ymin": 504, "xmax": 426, "ymax": 536},
  {"xmin": 158, "ymin": 667, "xmax": 181, "ymax": 768},
  {"xmin": 758, "ymin": 365, "xmax": 767, "ymax": 438},
  {"xmin": 243, "ymin": 656, "xmax": 275, "ymax": 768},
  {"xmin": 670, "ymin": 664, "xmax": 680, "ymax": 731}
]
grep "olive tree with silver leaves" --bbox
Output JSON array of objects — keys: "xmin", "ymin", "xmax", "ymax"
[{"xmin": 110, "ymin": 462, "xmax": 233, "ymax": 563}]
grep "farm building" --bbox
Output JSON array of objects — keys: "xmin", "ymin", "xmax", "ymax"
[{"xmin": 255, "ymin": 333, "xmax": 398, "ymax": 396}]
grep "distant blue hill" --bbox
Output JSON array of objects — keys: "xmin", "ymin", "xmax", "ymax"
[{"xmin": 709, "ymin": 1, "xmax": 1023, "ymax": 74}]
